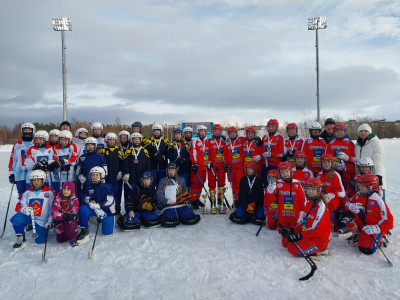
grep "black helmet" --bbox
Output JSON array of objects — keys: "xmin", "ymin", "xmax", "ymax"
[
  {"xmin": 167, "ymin": 162, "xmax": 178, "ymax": 178},
  {"xmin": 131, "ymin": 121, "xmax": 143, "ymax": 133},
  {"xmin": 140, "ymin": 171, "xmax": 153, "ymax": 187}
]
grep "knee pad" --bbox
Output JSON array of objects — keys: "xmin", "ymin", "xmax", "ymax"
[
  {"xmin": 359, "ymin": 246, "xmax": 374, "ymax": 255},
  {"xmin": 229, "ymin": 211, "xmax": 247, "ymax": 225},
  {"xmin": 117, "ymin": 215, "xmax": 140, "ymax": 231},
  {"xmin": 141, "ymin": 214, "xmax": 162, "ymax": 228},
  {"xmin": 161, "ymin": 208, "xmax": 179, "ymax": 228},
  {"xmin": 180, "ymin": 214, "xmax": 200, "ymax": 225},
  {"xmin": 177, "ymin": 206, "xmax": 195, "ymax": 219},
  {"xmin": 252, "ymin": 215, "xmax": 266, "ymax": 226}
]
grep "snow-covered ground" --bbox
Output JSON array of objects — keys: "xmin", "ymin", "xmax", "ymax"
[{"xmin": 0, "ymin": 139, "xmax": 399, "ymax": 300}]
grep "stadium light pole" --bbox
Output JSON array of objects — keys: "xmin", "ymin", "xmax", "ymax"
[
  {"xmin": 52, "ymin": 17, "xmax": 72, "ymax": 122},
  {"xmin": 308, "ymin": 16, "xmax": 327, "ymax": 123}
]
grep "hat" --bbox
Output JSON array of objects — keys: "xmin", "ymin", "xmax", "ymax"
[
  {"xmin": 62, "ymin": 181, "xmax": 76, "ymax": 195},
  {"xmin": 358, "ymin": 123, "xmax": 372, "ymax": 134},
  {"xmin": 324, "ymin": 118, "xmax": 336, "ymax": 126},
  {"xmin": 60, "ymin": 121, "xmax": 71, "ymax": 129}
]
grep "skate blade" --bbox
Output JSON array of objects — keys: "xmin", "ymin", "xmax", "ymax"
[
  {"xmin": 77, "ymin": 236, "xmax": 90, "ymax": 245},
  {"xmin": 13, "ymin": 243, "xmax": 26, "ymax": 253}
]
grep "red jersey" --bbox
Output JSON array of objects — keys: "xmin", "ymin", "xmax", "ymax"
[
  {"xmin": 301, "ymin": 137, "xmax": 327, "ymax": 174},
  {"xmin": 264, "ymin": 185, "xmax": 278, "ymax": 215},
  {"xmin": 242, "ymin": 139, "xmax": 262, "ymax": 169},
  {"xmin": 224, "ymin": 136, "xmax": 246, "ymax": 168},
  {"xmin": 208, "ymin": 137, "xmax": 225, "ymax": 166},
  {"xmin": 292, "ymin": 166, "xmax": 314, "ymax": 187},
  {"xmin": 326, "ymin": 138, "xmax": 356, "ymax": 174},
  {"xmin": 284, "ymin": 137, "xmax": 304, "ymax": 163},
  {"xmin": 262, "ymin": 133, "xmax": 285, "ymax": 166},
  {"xmin": 190, "ymin": 138, "xmax": 210, "ymax": 171},
  {"xmin": 299, "ymin": 200, "xmax": 331, "ymax": 246},
  {"xmin": 316, "ymin": 170, "xmax": 346, "ymax": 198}
]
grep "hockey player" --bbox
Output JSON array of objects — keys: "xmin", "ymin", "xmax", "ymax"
[
  {"xmin": 77, "ymin": 167, "xmax": 116, "ymax": 243},
  {"xmin": 72, "ymin": 128, "xmax": 88, "ymax": 158},
  {"xmin": 117, "ymin": 171, "xmax": 160, "ymax": 231},
  {"xmin": 243, "ymin": 127, "xmax": 263, "ymax": 179},
  {"xmin": 122, "ymin": 132, "xmax": 151, "ymax": 197},
  {"xmin": 167, "ymin": 128, "xmax": 190, "ymax": 185},
  {"xmin": 292, "ymin": 151, "xmax": 314, "ymax": 187},
  {"xmin": 52, "ymin": 181, "xmax": 79, "ymax": 247},
  {"xmin": 157, "ymin": 163, "xmax": 200, "ymax": 227},
  {"xmin": 10, "ymin": 170, "xmax": 55, "ymax": 251},
  {"xmin": 261, "ymin": 119, "xmax": 285, "ymax": 187},
  {"xmin": 131, "ymin": 121, "xmax": 151, "ymax": 148},
  {"xmin": 343, "ymin": 174, "xmax": 393, "ymax": 255},
  {"xmin": 147, "ymin": 124, "xmax": 169, "ymax": 186},
  {"xmin": 91, "ymin": 122, "xmax": 105, "ymax": 150},
  {"xmin": 99, "ymin": 133, "xmax": 124, "ymax": 215},
  {"xmin": 8, "ymin": 122, "xmax": 35, "ymax": 197},
  {"xmin": 75, "ymin": 137, "xmax": 107, "ymax": 204},
  {"xmin": 284, "ymin": 123, "xmax": 304, "ymax": 164},
  {"xmin": 118, "ymin": 130, "xmax": 130, "ymax": 204},
  {"xmin": 183, "ymin": 126, "xmax": 193, "ymax": 145},
  {"xmin": 49, "ymin": 130, "xmax": 78, "ymax": 193},
  {"xmin": 59, "ymin": 121, "xmax": 71, "ymax": 131},
  {"xmin": 229, "ymin": 162, "xmax": 264, "ymax": 225},
  {"xmin": 301, "ymin": 121, "xmax": 327, "ymax": 175},
  {"xmin": 274, "ymin": 162, "xmax": 306, "ymax": 247},
  {"xmin": 282, "ymin": 178, "xmax": 331, "ymax": 257},
  {"xmin": 326, "ymin": 123, "xmax": 356, "ymax": 189},
  {"xmin": 189, "ymin": 125, "xmax": 210, "ymax": 209},
  {"xmin": 223, "ymin": 126, "xmax": 246, "ymax": 201},
  {"xmin": 264, "ymin": 169, "xmax": 279, "ymax": 230},
  {"xmin": 48, "ymin": 129, "xmax": 60, "ymax": 146}
]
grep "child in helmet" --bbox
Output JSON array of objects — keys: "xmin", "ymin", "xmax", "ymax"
[
  {"xmin": 118, "ymin": 171, "xmax": 161, "ymax": 231},
  {"xmin": 72, "ymin": 128, "xmax": 89, "ymax": 158},
  {"xmin": 343, "ymin": 174, "xmax": 393, "ymax": 255},
  {"xmin": 48, "ymin": 129, "xmax": 60, "ymax": 146},
  {"xmin": 157, "ymin": 162, "xmax": 200, "ymax": 227},
  {"xmin": 147, "ymin": 123, "xmax": 169, "ymax": 186},
  {"xmin": 301, "ymin": 121, "xmax": 327, "ymax": 175},
  {"xmin": 292, "ymin": 151, "xmax": 314, "ymax": 187},
  {"xmin": 10, "ymin": 170, "xmax": 55, "ymax": 251},
  {"xmin": 167, "ymin": 128, "xmax": 190, "ymax": 186},
  {"xmin": 8, "ymin": 123, "xmax": 35, "ymax": 197},
  {"xmin": 52, "ymin": 181, "xmax": 79, "ymax": 247},
  {"xmin": 131, "ymin": 121, "xmax": 151, "ymax": 148},
  {"xmin": 77, "ymin": 167, "xmax": 116, "ymax": 243},
  {"xmin": 243, "ymin": 126, "xmax": 263, "ymax": 179},
  {"xmin": 284, "ymin": 123, "xmax": 304, "ymax": 164},
  {"xmin": 229, "ymin": 163, "xmax": 264, "ymax": 225},
  {"xmin": 91, "ymin": 122, "xmax": 105, "ymax": 150},
  {"xmin": 264, "ymin": 169, "xmax": 279, "ymax": 230}
]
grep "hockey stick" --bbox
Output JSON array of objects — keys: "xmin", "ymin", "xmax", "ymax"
[
  {"xmin": 209, "ymin": 167, "xmax": 232, "ymax": 210},
  {"xmin": 194, "ymin": 170, "xmax": 211, "ymax": 200},
  {"xmin": 160, "ymin": 204, "xmax": 189, "ymax": 214},
  {"xmin": 88, "ymin": 219, "xmax": 101, "ymax": 259},
  {"xmin": 0, "ymin": 183, "xmax": 15, "ymax": 239},
  {"xmin": 42, "ymin": 228, "xmax": 50, "ymax": 263},
  {"xmin": 228, "ymin": 170, "xmax": 236, "ymax": 209},
  {"xmin": 255, "ymin": 219, "xmax": 266, "ymax": 236},
  {"xmin": 30, "ymin": 209, "xmax": 38, "ymax": 239}
]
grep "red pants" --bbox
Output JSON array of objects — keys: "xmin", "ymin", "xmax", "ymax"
[
  {"xmin": 207, "ymin": 166, "xmax": 226, "ymax": 196},
  {"xmin": 266, "ymin": 210, "xmax": 277, "ymax": 230},
  {"xmin": 227, "ymin": 166, "xmax": 245, "ymax": 200},
  {"xmin": 357, "ymin": 230, "xmax": 383, "ymax": 254},
  {"xmin": 287, "ymin": 239, "xmax": 328, "ymax": 257},
  {"xmin": 191, "ymin": 169, "xmax": 207, "ymax": 200},
  {"xmin": 54, "ymin": 220, "xmax": 78, "ymax": 243}
]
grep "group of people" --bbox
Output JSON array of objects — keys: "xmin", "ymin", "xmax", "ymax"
[{"xmin": 7, "ymin": 118, "xmax": 393, "ymax": 259}]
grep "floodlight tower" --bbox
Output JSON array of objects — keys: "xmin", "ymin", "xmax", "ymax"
[
  {"xmin": 52, "ymin": 18, "xmax": 72, "ymax": 122},
  {"xmin": 308, "ymin": 16, "xmax": 327, "ymax": 123}
]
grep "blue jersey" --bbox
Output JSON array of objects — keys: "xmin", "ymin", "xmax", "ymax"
[
  {"xmin": 84, "ymin": 183, "xmax": 116, "ymax": 216},
  {"xmin": 8, "ymin": 140, "xmax": 33, "ymax": 181},
  {"xmin": 76, "ymin": 152, "xmax": 108, "ymax": 186}
]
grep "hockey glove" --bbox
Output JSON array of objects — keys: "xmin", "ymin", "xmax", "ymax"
[
  {"xmin": 346, "ymin": 202, "xmax": 364, "ymax": 214},
  {"xmin": 192, "ymin": 163, "xmax": 199, "ymax": 173},
  {"xmin": 333, "ymin": 161, "xmax": 346, "ymax": 171},
  {"xmin": 78, "ymin": 174, "xmax": 86, "ymax": 184},
  {"xmin": 141, "ymin": 202, "xmax": 153, "ymax": 211},
  {"xmin": 156, "ymin": 151, "xmax": 165, "ymax": 162},
  {"xmin": 324, "ymin": 193, "xmax": 335, "ymax": 203},
  {"xmin": 277, "ymin": 224, "xmax": 294, "ymax": 238},
  {"xmin": 288, "ymin": 233, "xmax": 302, "ymax": 243},
  {"xmin": 45, "ymin": 218, "xmax": 53, "ymax": 229},
  {"xmin": 48, "ymin": 160, "xmax": 61, "ymax": 171},
  {"xmin": 362, "ymin": 224, "xmax": 380, "ymax": 235},
  {"xmin": 89, "ymin": 201, "xmax": 101, "ymax": 211},
  {"xmin": 337, "ymin": 152, "xmax": 349, "ymax": 161},
  {"xmin": 63, "ymin": 213, "xmax": 78, "ymax": 221},
  {"xmin": 246, "ymin": 202, "xmax": 256, "ymax": 214},
  {"xmin": 252, "ymin": 155, "xmax": 261, "ymax": 162},
  {"xmin": 60, "ymin": 164, "xmax": 71, "ymax": 172},
  {"xmin": 224, "ymin": 164, "xmax": 231, "ymax": 172},
  {"xmin": 32, "ymin": 161, "xmax": 47, "ymax": 171},
  {"xmin": 122, "ymin": 174, "xmax": 130, "ymax": 183},
  {"xmin": 116, "ymin": 171, "xmax": 123, "ymax": 181},
  {"xmin": 254, "ymin": 136, "xmax": 263, "ymax": 147},
  {"xmin": 262, "ymin": 152, "xmax": 271, "ymax": 159},
  {"xmin": 20, "ymin": 207, "xmax": 33, "ymax": 216},
  {"xmin": 267, "ymin": 183, "xmax": 276, "ymax": 194},
  {"xmin": 9, "ymin": 174, "xmax": 15, "ymax": 184},
  {"xmin": 95, "ymin": 209, "xmax": 106, "ymax": 220},
  {"xmin": 207, "ymin": 161, "xmax": 213, "ymax": 170}
]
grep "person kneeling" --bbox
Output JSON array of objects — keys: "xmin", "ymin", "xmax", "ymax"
[
  {"xmin": 118, "ymin": 171, "xmax": 161, "ymax": 231},
  {"xmin": 230, "ymin": 163, "xmax": 265, "ymax": 225},
  {"xmin": 157, "ymin": 162, "xmax": 200, "ymax": 227},
  {"xmin": 76, "ymin": 167, "xmax": 116, "ymax": 243}
]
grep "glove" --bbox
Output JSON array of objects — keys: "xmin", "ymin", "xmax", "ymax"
[
  {"xmin": 252, "ymin": 155, "xmax": 261, "ymax": 162},
  {"xmin": 122, "ymin": 174, "xmax": 130, "ymax": 183},
  {"xmin": 60, "ymin": 164, "xmax": 71, "ymax": 172},
  {"xmin": 116, "ymin": 171, "xmax": 123, "ymax": 181},
  {"xmin": 324, "ymin": 193, "xmax": 335, "ymax": 203},
  {"xmin": 297, "ymin": 211, "xmax": 304, "ymax": 224},
  {"xmin": 333, "ymin": 161, "xmax": 346, "ymax": 171},
  {"xmin": 362, "ymin": 224, "xmax": 380, "ymax": 235},
  {"xmin": 346, "ymin": 202, "xmax": 364, "ymax": 214},
  {"xmin": 278, "ymin": 224, "xmax": 294, "ymax": 238},
  {"xmin": 89, "ymin": 201, "xmax": 101, "ymax": 210},
  {"xmin": 192, "ymin": 163, "xmax": 199, "ymax": 173},
  {"xmin": 95, "ymin": 209, "xmax": 106, "ymax": 220},
  {"xmin": 288, "ymin": 233, "xmax": 303, "ymax": 243},
  {"xmin": 141, "ymin": 202, "xmax": 153, "ymax": 211},
  {"xmin": 53, "ymin": 219, "xmax": 63, "ymax": 227},
  {"xmin": 78, "ymin": 174, "xmax": 86, "ymax": 184},
  {"xmin": 9, "ymin": 174, "xmax": 15, "ymax": 184},
  {"xmin": 262, "ymin": 152, "xmax": 271, "ymax": 159},
  {"xmin": 224, "ymin": 164, "xmax": 231, "ymax": 172},
  {"xmin": 337, "ymin": 152, "xmax": 349, "ymax": 161},
  {"xmin": 207, "ymin": 161, "xmax": 213, "ymax": 170},
  {"xmin": 32, "ymin": 161, "xmax": 47, "ymax": 171},
  {"xmin": 45, "ymin": 219, "xmax": 53, "ymax": 229},
  {"xmin": 63, "ymin": 213, "xmax": 78, "ymax": 221},
  {"xmin": 246, "ymin": 202, "xmax": 256, "ymax": 214},
  {"xmin": 286, "ymin": 151, "xmax": 294, "ymax": 160},
  {"xmin": 20, "ymin": 207, "xmax": 33, "ymax": 216},
  {"xmin": 48, "ymin": 160, "xmax": 61, "ymax": 171},
  {"xmin": 267, "ymin": 183, "xmax": 276, "ymax": 194},
  {"xmin": 254, "ymin": 136, "xmax": 263, "ymax": 147},
  {"xmin": 156, "ymin": 151, "xmax": 165, "ymax": 162}
]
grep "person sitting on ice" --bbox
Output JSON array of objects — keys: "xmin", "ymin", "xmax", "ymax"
[
  {"xmin": 279, "ymin": 178, "xmax": 331, "ymax": 257},
  {"xmin": 264, "ymin": 169, "xmax": 279, "ymax": 230},
  {"xmin": 10, "ymin": 170, "xmax": 55, "ymax": 251},
  {"xmin": 229, "ymin": 162, "xmax": 265, "ymax": 225},
  {"xmin": 52, "ymin": 181, "xmax": 79, "ymax": 247},
  {"xmin": 341, "ymin": 174, "xmax": 393, "ymax": 255},
  {"xmin": 76, "ymin": 167, "xmax": 116, "ymax": 243},
  {"xmin": 117, "ymin": 171, "xmax": 161, "ymax": 231},
  {"xmin": 157, "ymin": 162, "xmax": 200, "ymax": 227}
]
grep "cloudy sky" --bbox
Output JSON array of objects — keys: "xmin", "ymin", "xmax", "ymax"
[{"xmin": 1, "ymin": 0, "xmax": 399, "ymax": 128}]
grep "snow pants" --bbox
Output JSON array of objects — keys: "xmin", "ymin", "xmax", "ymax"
[
  {"xmin": 190, "ymin": 168, "xmax": 207, "ymax": 201},
  {"xmin": 54, "ymin": 220, "xmax": 78, "ymax": 243},
  {"xmin": 228, "ymin": 166, "xmax": 245, "ymax": 201},
  {"xmin": 10, "ymin": 212, "xmax": 47, "ymax": 244},
  {"xmin": 207, "ymin": 166, "xmax": 226, "ymax": 197},
  {"xmin": 287, "ymin": 239, "xmax": 328, "ymax": 257}
]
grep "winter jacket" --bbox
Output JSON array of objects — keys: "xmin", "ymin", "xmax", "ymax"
[
  {"xmin": 125, "ymin": 185, "xmax": 157, "ymax": 213},
  {"xmin": 157, "ymin": 176, "xmax": 187, "ymax": 207},
  {"xmin": 52, "ymin": 188, "xmax": 79, "ymax": 221}
]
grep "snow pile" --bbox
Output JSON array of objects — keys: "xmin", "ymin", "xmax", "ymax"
[
  {"xmin": 0, "ymin": 144, "xmax": 12, "ymax": 153},
  {"xmin": 0, "ymin": 140, "xmax": 399, "ymax": 300}
]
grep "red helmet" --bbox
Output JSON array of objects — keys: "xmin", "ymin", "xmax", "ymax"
[
  {"xmin": 267, "ymin": 169, "xmax": 278, "ymax": 177},
  {"xmin": 321, "ymin": 153, "xmax": 334, "ymax": 161},
  {"xmin": 246, "ymin": 127, "xmax": 256, "ymax": 134},
  {"xmin": 213, "ymin": 124, "xmax": 222, "ymax": 131},
  {"xmin": 286, "ymin": 123, "xmax": 298, "ymax": 130},
  {"xmin": 246, "ymin": 162, "xmax": 258, "ymax": 173},
  {"xmin": 357, "ymin": 174, "xmax": 379, "ymax": 193},
  {"xmin": 304, "ymin": 178, "xmax": 323, "ymax": 190},
  {"xmin": 267, "ymin": 119, "xmax": 279, "ymax": 127},
  {"xmin": 333, "ymin": 123, "xmax": 346, "ymax": 131},
  {"xmin": 227, "ymin": 126, "xmax": 237, "ymax": 133},
  {"xmin": 278, "ymin": 161, "xmax": 292, "ymax": 171},
  {"xmin": 293, "ymin": 151, "xmax": 307, "ymax": 159}
]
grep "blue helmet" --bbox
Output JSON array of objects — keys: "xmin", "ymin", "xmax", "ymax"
[
  {"xmin": 140, "ymin": 171, "xmax": 153, "ymax": 187},
  {"xmin": 131, "ymin": 121, "xmax": 143, "ymax": 133}
]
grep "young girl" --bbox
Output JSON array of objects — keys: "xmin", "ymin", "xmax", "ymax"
[
  {"xmin": 52, "ymin": 181, "xmax": 79, "ymax": 247},
  {"xmin": 264, "ymin": 169, "xmax": 279, "ymax": 230}
]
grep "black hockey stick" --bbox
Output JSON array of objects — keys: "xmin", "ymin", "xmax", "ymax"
[
  {"xmin": 209, "ymin": 167, "xmax": 232, "ymax": 210},
  {"xmin": 42, "ymin": 228, "xmax": 50, "ymax": 263},
  {"xmin": 194, "ymin": 170, "xmax": 211, "ymax": 200},
  {"xmin": 0, "ymin": 183, "xmax": 14, "ymax": 239},
  {"xmin": 255, "ymin": 219, "xmax": 266, "ymax": 236},
  {"xmin": 88, "ymin": 219, "xmax": 101, "ymax": 259}
]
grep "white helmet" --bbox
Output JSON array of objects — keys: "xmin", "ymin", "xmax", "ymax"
[
  {"xmin": 357, "ymin": 157, "xmax": 374, "ymax": 167},
  {"xmin": 105, "ymin": 132, "xmax": 118, "ymax": 142},
  {"xmin": 119, "ymin": 130, "xmax": 130, "ymax": 138},
  {"xmin": 49, "ymin": 129, "xmax": 60, "ymax": 137},
  {"xmin": 91, "ymin": 122, "xmax": 103, "ymax": 131},
  {"xmin": 197, "ymin": 125, "xmax": 207, "ymax": 131},
  {"xmin": 130, "ymin": 132, "xmax": 142, "ymax": 140},
  {"xmin": 152, "ymin": 123, "xmax": 163, "ymax": 131},
  {"xmin": 84, "ymin": 137, "xmax": 98, "ymax": 153},
  {"xmin": 59, "ymin": 130, "xmax": 73, "ymax": 141},
  {"xmin": 29, "ymin": 170, "xmax": 46, "ymax": 190},
  {"xmin": 309, "ymin": 122, "xmax": 322, "ymax": 130},
  {"xmin": 34, "ymin": 130, "xmax": 49, "ymax": 142},
  {"xmin": 75, "ymin": 128, "xmax": 89, "ymax": 138},
  {"xmin": 183, "ymin": 127, "xmax": 193, "ymax": 133},
  {"xmin": 89, "ymin": 166, "xmax": 105, "ymax": 185},
  {"xmin": 21, "ymin": 123, "xmax": 35, "ymax": 133}
]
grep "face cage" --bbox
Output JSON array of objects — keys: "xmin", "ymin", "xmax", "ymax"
[
  {"xmin": 90, "ymin": 173, "xmax": 103, "ymax": 186},
  {"xmin": 31, "ymin": 178, "xmax": 45, "ymax": 191},
  {"xmin": 85, "ymin": 143, "xmax": 97, "ymax": 153},
  {"xmin": 140, "ymin": 176, "xmax": 153, "ymax": 187},
  {"xmin": 357, "ymin": 183, "xmax": 375, "ymax": 196},
  {"xmin": 304, "ymin": 186, "xmax": 321, "ymax": 200},
  {"xmin": 267, "ymin": 176, "xmax": 277, "ymax": 185},
  {"xmin": 357, "ymin": 165, "xmax": 374, "ymax": 174}
]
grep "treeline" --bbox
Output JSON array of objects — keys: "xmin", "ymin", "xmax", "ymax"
[{"xmin": 1, "ymin": 118, "xmax": 399, "ymax": 145}]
